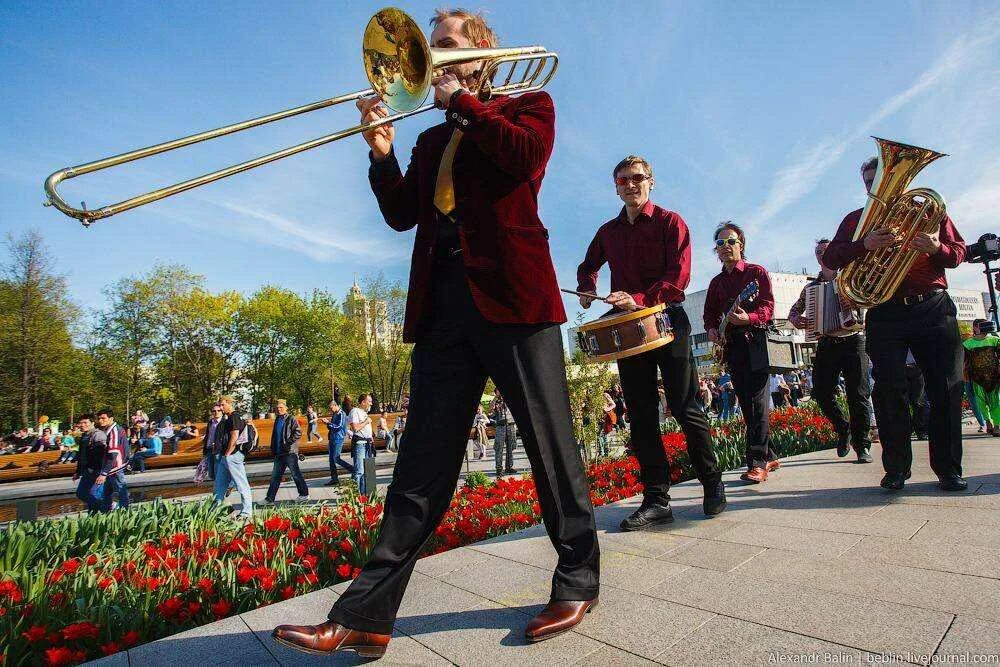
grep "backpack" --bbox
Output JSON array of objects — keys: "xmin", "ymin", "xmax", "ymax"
[{"xmin": 237, "ymin": 422, "xmax": 259, "ymax": 455}]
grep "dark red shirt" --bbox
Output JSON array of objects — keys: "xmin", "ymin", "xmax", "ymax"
[
  {"xmin": 703, "ymin": 260, "xmax": 775, "ymax": 332},
  {"xmin": 576, "ymin": 200, "xmax": 691, "ymax": 307},
  {"xmin": 822, "ymin": 208, "xmax": 965, "ymax": 297}
]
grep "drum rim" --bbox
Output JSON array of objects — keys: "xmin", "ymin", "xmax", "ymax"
[
  {"xmin": 577, "ymin": 302, "xmax": 666, "ymax": 332},
  {"xmin": 587, "ymin": 333, "xmax": 675, "ymax": 362}
]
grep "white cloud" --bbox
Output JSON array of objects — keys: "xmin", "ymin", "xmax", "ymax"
[{"xmin": 744, "ymin": 15, "xmax": 1000, "ymax": 232}]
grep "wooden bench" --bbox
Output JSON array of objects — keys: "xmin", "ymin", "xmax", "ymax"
[{"xmin": 0, "ymin": 413, "xmax": 406, "ymax": 484}]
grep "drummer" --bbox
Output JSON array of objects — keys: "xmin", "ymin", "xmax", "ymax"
[{"xmin": 576, "ymin": 155, "xmax": 726, "ymax": 529}]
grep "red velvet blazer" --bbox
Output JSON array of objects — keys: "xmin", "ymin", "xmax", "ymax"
[{"xmin": 368, "ymin": 91, "xmax": 566, "ymax": 343}]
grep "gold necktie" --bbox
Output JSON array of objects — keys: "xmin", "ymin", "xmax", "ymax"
[{"xmin": 434, "ymin": 129, "xmax": 463, "ymax": 217}]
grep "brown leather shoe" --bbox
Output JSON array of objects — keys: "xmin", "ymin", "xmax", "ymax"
[
  {"xmin": 272, "ymin": 620, "xmax": 389, "ymax": 657},
  {"xmin": 740, "ymin": 467, "xmax": 768, "ymax": 483},
  {"xmin": 525, "ymin": 598, "xmax": 598, "ymax": 643},
  {"xmin": 766, "ymin": 459, "xmax": 781, "ymax": 472}
]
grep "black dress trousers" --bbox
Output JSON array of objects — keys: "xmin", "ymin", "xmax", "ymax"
[
  {"xmin": 328, "ymin": 254, "xmax": 600, "ymax": 634},
  {"xmin": 811, "ymin": 334, "xmax": 873, "ymax": 448},
  {"xmin": 865, "ymin": 291, "xmax": 963, "ymax": 478},
  {"xmin": 616, "ymin": 305, "xmax": 720, "ymax": 501},
  {"xmin": 724, "ymin": 331, "xmax": 777, "ymax": 470}
]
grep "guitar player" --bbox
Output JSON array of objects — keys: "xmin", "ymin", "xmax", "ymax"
[{"xmin": 704, "ymin": 222, "xmax": 780, "ymax": 483}]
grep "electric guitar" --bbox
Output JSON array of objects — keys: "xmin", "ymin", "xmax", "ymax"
[{"xmin": 714, "ymin": 280, "xmax": 759, "ymax": 363}]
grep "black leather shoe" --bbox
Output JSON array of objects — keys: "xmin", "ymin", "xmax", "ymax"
[
  {"xmin": 703, "ymin": 479, "xmax": 727, "ymax": 517},
  {"xmin": 620, "ymin": 499, "xmax": 673, "ymax": 531},
  {"xmin": 880, "ymin": 471, "xmax": 911, "ymax": 491},
  {"xmin": 938, "ymin": 475, "xmax": 968, "ymax": 492},
  {"xmin": 855, "ymin": 446, "xmax": 873, "ymax": 464},
  {"xmin": 836, "ymin": 431, "xmax": 851, "ymax": 458}
]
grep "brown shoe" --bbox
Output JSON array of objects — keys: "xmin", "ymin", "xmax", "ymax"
[
  {"xmin": 272, "ymin": 620, "xmax": 389, "ymax": 658},
  {"xmin": 766, "ymin": 459, "xmax": 781, "ymax": 472},
  {"xmin": 525, "ymin": 598, "xmax": 598, "ymax": 643},
  {"xmin": 740, "ymin": 467, "xmax": 768, "ymax": 483}
]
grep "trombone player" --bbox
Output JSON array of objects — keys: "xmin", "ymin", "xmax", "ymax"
[
  {"xmin": 273, "ymin": 9, "xmax": 600, "ymax": 657},
  {"xmin": 823, "ymin": 155, "xmax": 967, "ymax": 492}
]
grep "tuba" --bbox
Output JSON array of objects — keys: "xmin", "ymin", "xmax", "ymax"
[{"xmin": 835, "ymin": 137, "xmax": 947, "ymax": 308}]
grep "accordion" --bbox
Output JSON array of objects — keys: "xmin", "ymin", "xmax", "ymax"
[{"xmin": 803, "ymin": 281, "xmax": 865, "ymax": 341}]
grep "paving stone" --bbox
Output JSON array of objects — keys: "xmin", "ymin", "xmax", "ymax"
[
  {"xmin": 875, "ymin": 502, "xmax": 1000, "ymax": 527},
  {"xmin": 595, "ymin": 527, "xmax": 701, "ymax": 559},
  {"xmin": 658, "ymin": 538, "xmax": 766, "ymax": 572},
  {"xmin": 844, "ymin": 535, "xmax": 1000, "ymax": 579},
  {"xmin": 657, "ymin": 614, "xmax": 866, "ymax": 666},
  {"xmin": 646, "ymin": 567, "xmax": 953, "ymax": 657},
  {"xmin": 911, "ymin": 521, "xmax": 1000, "ymax": 550},
  {"xmin": 570, "ymin": 645, "xmax": 660, "ymax": 666},
  {"xmin": 242, "ymin": 587, "xmax": 450, "ymax": 666},
  {"xmin": 891, "ymin": 487, "xmax": 1000, "ymax": 510},
  {"xmin": 935, "ymin": 616, "xmax": 1000, "ymax": 661},
  {"xmin": 396, "ymin": 572, "xmax": 506, "ymax": 636},
  {"xmin": 399, "ymin": 603, "xmax": 605, "ymax": 666},
  {"xmin": 598, "ymin": 549, "xmax": 691, "ymax": 593},
  {"xmin": 85, "ymin": 653, "xmax": 128, "ymax": 667},
  {"xmin": 569, "ymin": 586, "xmax": 716, "ymax": 660},
  {"xmin": 721, "ymin": 506, "xmax": 926, "ymax": 538},
  {"xmin": 468, "ymin": 534, "xmax": 558, "ymax": 570},
  {"xmin": 415, "ymin": 547, "xmax": 493, "ymax": 579},
  {"xmin": 736, "ymin": 548, "xmax": 1000, "ymax": 622},
  {"xmin": 711, "ymin": 522, "xmax": 862, "ymax": 557},
  {"xmin": 128, "ymin": 614, "xmax": 276, "ymax": 666},
  {"xmin": 441, "ymin": 552, "xmax": 553, "ymax": 609}
]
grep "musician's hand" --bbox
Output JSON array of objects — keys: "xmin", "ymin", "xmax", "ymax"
[
  {"xmin": 909, "ymin": 231, "xmax": 941, "ymax": 255},
  {"xmin": 790, "ymin": 314, "xmax": 808, "ymax": 330},
  {"xmin": 356, "ymin": 96, "xmax": 394, "ymax": 160},
  {"xmin": 432, "ymin": 73, "xmax": 467, "ymax": 109},
  {"xmin": 607, "ymin": 291, "xmax": 639, "ymax": 311},
  {"xmin": 707, "ymin": 328, "xmax": 720, "ymax": 344},
  {"xmin": 727, "ymin": 306, "xmax": 751, "ymax": 326},
  {"xmin": 863, "ymin": 227, "xmax": 896, "ymax": 251},
  {"xmin": 579, "ymin": 295, "xmax": 594, "ymax": 309}
]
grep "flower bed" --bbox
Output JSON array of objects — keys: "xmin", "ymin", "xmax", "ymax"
[{"xmin": 1, "ymin": 406, "xmax": 835, "ymax": 665}]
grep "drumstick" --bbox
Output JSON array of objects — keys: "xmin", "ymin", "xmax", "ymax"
[{"xmin": 560, "ymin": 288, "xmax": 610, "ymax": 302}]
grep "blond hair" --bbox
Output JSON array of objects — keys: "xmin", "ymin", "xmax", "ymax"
[
  {"xmin": 275, "ymin": 399, "xmax": 287, "ymax": 408},
  {"xmin": 430, "ymin": 8, "xmax": 498, "ymax": 48},
  {"xmin": 219, "ymin": 395, "xmax": 235, "ymax": 406},
  {"xmin": 613, "ymin": 155, "xmax": 654, "ymax": 181}
]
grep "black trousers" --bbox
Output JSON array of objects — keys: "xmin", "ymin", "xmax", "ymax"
[
  {"xmin": 265, "ymin": 453, "xmax": 309, "ymax": 500},
  {"xmin": 725, "ymin": 333, "xmax": 777, "ymax": 470},
  {"xmin": 329, "ymin": 256, "xmax": 600, "ymax": 634},
  {"xmin": 811, "ymin": 334, "xmax": 872, "ymax": 448},
  {"xmin": 617, "ymin": 305, "xmax": 719, "ymax": 501},
  {"xmin": 905, "ymin": 364, "xmax": 928, "ymax": 436},
  {"xmin": 866, "ymin": 291, "xmax": 963, "ymax": 478}
]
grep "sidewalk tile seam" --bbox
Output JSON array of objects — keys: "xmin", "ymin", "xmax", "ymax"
[
  {"xmin": 931, "ymin": 614, "xmax": 959, "ymax": 661},
  {"xmin": 654, "ymin": 611, "xmax": 719, "ymax": 653},
  {"xmin": 240, "ymin": 614, "xmax": 280, "ymax": 665}
]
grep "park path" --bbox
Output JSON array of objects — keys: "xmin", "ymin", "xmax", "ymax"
[{"xmin": 88, "ymin": 433, "xmax": 1000, "ymax": 666}]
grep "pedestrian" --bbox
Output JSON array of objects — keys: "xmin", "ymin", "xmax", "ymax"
[
  {"xmin": 306, "ymin": 403, "xmax": 323, "ymax": 443},
  {"xmin": 265, "ymin": 399, "xmax": 309, "ymax": 503},
  {"xmin": 348, "ymin": 394, "xmax": 374, "ymax": 494},
  {"xmin": 491, "ymin": 392, "xmax": 517, "ymax": 474},
  {"xmin": 471, "ymin": 405, "xmax": 489, "ymax": 460},
  {"xmin": 325, "ymin": 401, "xmax": 353, "ymax": 485},
  {"xmin": 129, "ymin": 426, "xmax": 162, "ymax": 472},
  {"xmin": 72, "ymin": 414, "xmax": 103, "ymax": 514},
  {"xmin": 94, "ymin": 408, "xmax": 130, "ymax": 512},
  {"xmin": 213, "ymin": 395, "xmax": 253, "ymax": 519}
]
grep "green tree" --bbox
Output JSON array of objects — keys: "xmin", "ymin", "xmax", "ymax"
[
  {"xmin": 564, "ymin": 316, "xmax": 617, "ymax": 462},
  {"xmin": 0, "ymin": 230, "xmax": 80, "ymax": 429},
  {"xmin": 344, "ymin": 274, "xmax": 411, "ymax": 409}
]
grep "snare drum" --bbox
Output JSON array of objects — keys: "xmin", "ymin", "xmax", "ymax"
[{"xmin": 576, "ymin": 304, "xmax": 675, "ymax": 362}]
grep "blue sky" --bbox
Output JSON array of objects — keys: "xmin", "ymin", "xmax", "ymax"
[{"xmin": 2, "ymin": 1, "xmax": 999, "ymax": 325}]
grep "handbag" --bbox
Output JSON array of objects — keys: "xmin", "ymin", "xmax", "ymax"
[
  {"xmin": 90, "ymin": 481, "xmax": 106, "ymax": 502},
  {"xmin": 193, "ymin": 457, "xmax": 210, "ymax": 484}
]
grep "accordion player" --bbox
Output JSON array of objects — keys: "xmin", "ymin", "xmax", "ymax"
[{"xmin": 803, "ymin": 281, "xmax": 865, "ymax": 341}]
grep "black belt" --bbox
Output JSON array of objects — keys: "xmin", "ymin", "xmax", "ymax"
[{"xmin": 889, "ymin": 288, "xmax": 943, "ymax": 306}]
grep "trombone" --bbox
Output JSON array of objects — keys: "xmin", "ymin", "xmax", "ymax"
[{"xmin": 43, "ymin": 7, "xmax": 558, "ymax": 226}]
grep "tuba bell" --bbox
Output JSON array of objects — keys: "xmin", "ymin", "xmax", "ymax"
[{"xmin": 835, "ymin": 137, "xmax": 947, "ymax": 308}]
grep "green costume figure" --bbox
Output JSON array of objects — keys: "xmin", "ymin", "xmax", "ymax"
[{"xmin": 964, "ymin": 319, "xmax": 1000, "ymax": 434}]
